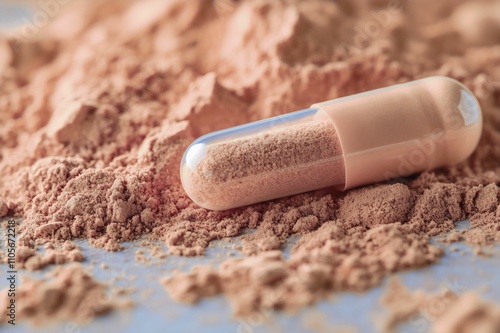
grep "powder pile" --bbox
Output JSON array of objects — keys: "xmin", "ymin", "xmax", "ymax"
[
  {"xmin": 182, "ymin": 119, "xmax": 345, "ymax": 209},
  {"xmin": 0, "ymin": 0, "xmax": 499, "ymax": 327},
  {"xmin": 0, "ymin": 264, "xmax": 130, "ymax": 325}
]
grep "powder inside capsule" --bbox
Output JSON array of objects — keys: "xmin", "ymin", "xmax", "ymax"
[{"xmin": 184, "ymin": 119, "xmax": 345, "ymax": 209}]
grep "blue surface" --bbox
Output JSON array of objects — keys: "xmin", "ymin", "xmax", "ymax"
[
  {"xmin": 1, "ymin": 220, "xmax": 500, "ymax": 333},
  {"xmin": 0, "ymin": 2, "xmax": 33, "ymax": 29}
]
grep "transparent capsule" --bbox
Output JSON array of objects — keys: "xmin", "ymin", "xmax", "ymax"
[{"xmin": 181, "ymin": 76, "xmax": 482, "ymax": 210}]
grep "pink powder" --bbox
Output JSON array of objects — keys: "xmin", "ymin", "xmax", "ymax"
[{"xmin": 0, "ymin": 0, "xmax": 499, "ymax": 327}]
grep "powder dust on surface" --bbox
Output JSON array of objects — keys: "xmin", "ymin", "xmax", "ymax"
[{"xmin": 0, "ymin": 0, "xmax": 500, "ymax": 328}]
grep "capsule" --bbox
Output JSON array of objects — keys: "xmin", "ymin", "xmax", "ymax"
[{"xmin": 180, "ymin": 76, "xmax": 482, "ymax": 210}]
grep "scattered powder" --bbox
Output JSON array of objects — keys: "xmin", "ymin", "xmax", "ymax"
[
  {"xmin": 380, "ymin": 278, "xmax": 500, "ymax": 333},
  {"xmin": 15, "ymin": 240, "xmax": 85, "ymax": 271},
  {"xmin": 150, "ymin": 245, "xmax": 167, "ymax": 259},
  {"xmin": 135, "ymin": 249, "xmax": 148, "ymax": 264},
  {"xmin": 300, "ymin": 311, "xmax": 356, "ymax": 333},
  {"xmin": 0, "ymin": 264, "xmax": 131, "ymax": 326},
  {"xmin": 438, "ymin": 229, "xmax": 464, "ymax": 244},
  {"xmin": 0, "ymin": 0, "xmax": 499, "ymax": 328},
  {"xmin": 162, "ymin": 184, "xmax": 445, "ymax": 316}
]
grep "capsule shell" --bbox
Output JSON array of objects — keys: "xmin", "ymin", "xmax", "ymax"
[
  {"xmin": 313, "ymin": 76, "xmax": 482, "ymax": 189},
  {"xmin": 180, "ymin": 76, "xmax": 482, "ymax": 210}
]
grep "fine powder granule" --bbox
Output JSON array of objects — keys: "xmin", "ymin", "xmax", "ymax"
[
  {"xmin": 183, "ymin": 119, "xmax": 345, "ymax": 209},
  {"xmin": 0, "ymin": 0, "xmax": 499, "ymax": 328}
]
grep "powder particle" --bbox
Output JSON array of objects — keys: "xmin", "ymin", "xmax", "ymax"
[
  {"xmin": 472, "ymin": 183, "xmax": 499, "ymax": 213},
  {"xmin": 135, "ymin": 249, "xmax": 148, "ymax": 264},
  {"xmin": 0, "ymin": 0, "xmax": 499, "ymax": 328},
  {"xmin": 161, "ymin": 266, "xmax": 222, "ymax": 304}
]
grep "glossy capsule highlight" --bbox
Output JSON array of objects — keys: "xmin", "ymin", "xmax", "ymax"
[{"xmin": 180, "ymin": 76, "xmax": 482, "ymax": 210}]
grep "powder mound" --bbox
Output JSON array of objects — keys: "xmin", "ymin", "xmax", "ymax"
[
  {"xmin": 46, "ymin": 99, "xmax": 99, "ymax": 144},
  {"xmin": 276, "ymin": 1, "xmax": 348, "ymax": 66},
  {"xmin": 411, "ymin": 183, "xmax": 464, "ymax": 225},
  {"xmin": 380, "ymin": 279, "xmax": 500, "ymax": 333},
  {"xmin": 462, "ymin": 183, "xmax": 500, "ymax": 246},
  {"xmin": 465, "ymin": 183, "xmax": 499, "ymax": 214},
  {"xmin": 0, "ymin": 264, "xmax": 131, "ymax": 325},
  {"xmin": 173, "ymin": 73, "xmax": 249, "ymax": 137},
  {"xmin": 338, "ymin": 183, "xmax": 413, "ymax": 227},
  {"xmin": 241, "ymin": 194, "xmax": 337, "ymax": 255},
  {"xmin": 11, "ymin": 120, "xmax": 192, "ymax": 254},
  {"xmin": 7, "ymin": 157, "xmax": 88, "ymax": 219}
]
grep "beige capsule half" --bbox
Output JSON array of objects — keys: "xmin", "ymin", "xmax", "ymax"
[
  {"xmin": 313, "ymin": 76, "xmax": 482, "ymax": 189},
  {"xmin": 181, "ymin": 76, "xmax": 482, "ymax": 210}
]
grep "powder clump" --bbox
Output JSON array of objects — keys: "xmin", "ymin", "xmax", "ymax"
[
  {"xmin": 338, "ymin": 183, "xmax": 413, "ymax": 227},
  {"xmin": 0, "ymin": 198, "xmax": 8, "ymax": 217},
  {"xmin": 380, "ymin": 279, "xmax": 500, "ymax": 333},
  {"xmin": 0, "ymin": 264, "xmax": 130, "ymax": 325}
]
